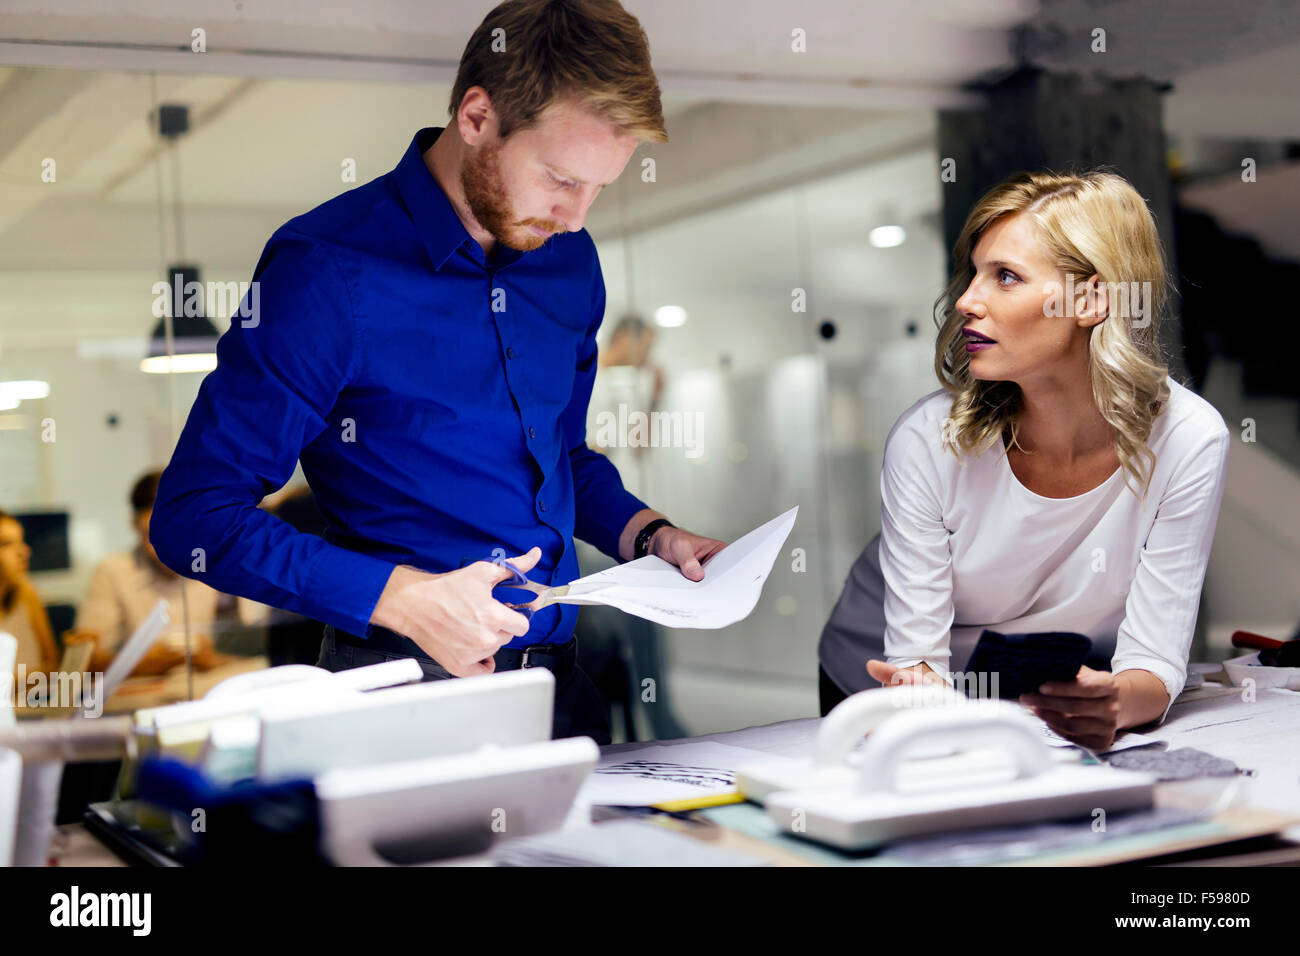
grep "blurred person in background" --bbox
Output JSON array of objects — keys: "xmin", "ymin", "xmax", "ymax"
[
  {"xmin": 71, "ymin": 470, "xmax": 265, "ymax": 676},
  {"xmin": 0, "ymin": 508, "xmax": 58, "ymax": 685},
  {"xmin": 578, "ymin": 312, "xmax": 686, "ymax": 740},
  {"xmin": 586, "ymin": 313, "xmax": 664, "ymax": 496}
]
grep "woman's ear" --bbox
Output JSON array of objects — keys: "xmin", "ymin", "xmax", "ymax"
[{"xmin": 1074, "ymin": 273, "xmax": 1109, "ymax": 329}]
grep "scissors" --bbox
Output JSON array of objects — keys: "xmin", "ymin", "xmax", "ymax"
[{"xmin": 490, "ymin": 554, "xmax": 572, "ymax": 619}]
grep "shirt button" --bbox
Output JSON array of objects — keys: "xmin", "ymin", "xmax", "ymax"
[
  {"xmin": 506, "ymin": 347, "xmax": 516, "ymax": 359},
  {"xmin": 539, "ymin": 501, "xmax": 547, "ymax": 512},
  {"xmin": 528, "ymin": 426, "xmax": 536, "ymax": 439}
]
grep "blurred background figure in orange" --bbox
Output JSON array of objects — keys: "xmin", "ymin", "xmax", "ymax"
[
  {"xmin": 0, "ymin": 508, "xmax": 58, "ymax": 689},
  {"xmin": 72, "ymin": 470, "xmax": 265, "ymax": 675}
]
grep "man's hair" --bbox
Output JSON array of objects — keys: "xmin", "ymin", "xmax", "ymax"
[
  {"xmin": 449, "ymin": 0, "xmax": 667, "ymax": 143},
  {"xmin": 130, "ymin": 470, "xmax": 163, "ymax": 515}
]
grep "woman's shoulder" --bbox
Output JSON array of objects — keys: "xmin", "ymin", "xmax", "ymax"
[
  {"xmin": 1152, "ymin": 378, "xmax": 1230, "ymax": 453},
  {"xmin": 888, "ymin": 389, "xmax": 952, "ymax": 436},
  {"xmin": 882, "ymin": 389, "xmax": 957, "ymax": 465}
]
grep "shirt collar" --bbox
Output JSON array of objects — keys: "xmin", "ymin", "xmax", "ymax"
[{"xmin": 393, "ymin": 127, "xmax": 528, "ymax": 272}]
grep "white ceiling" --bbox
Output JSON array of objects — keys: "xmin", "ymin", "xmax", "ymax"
[
  {"xmin": 0, "ymin": 0, "xmax": 1032, "ymax": 88},
  {"xmin": 0, "ymin": 0, "xmax": 1297, "ymax": 355},
  {"xmin": 1165, "ymin": 39, "xmax": 1300, "ymax": 140}
]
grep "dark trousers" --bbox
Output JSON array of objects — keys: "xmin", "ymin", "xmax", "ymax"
[
  {"xmin": 818, "ymin": 664, "xmax": 850, "ymax": 717},
  {"xmin": 316, "ymin": 627, "xmax": 612, "ymax": 745}
]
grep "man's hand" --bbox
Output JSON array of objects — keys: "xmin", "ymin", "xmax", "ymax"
[
  {"xmin": 866, "ymin": 659, "xmax": 949, "ymax": 688},
  {"xmin": 1019, "ymin": 665, "xmax": 1121, "ymax": 751},
  {"xmin": 371, "ymin": 548, "xmax": 538, "ymax": 677},
  {"xmin": 648, "ymin": 525, "xmax": 726, "ymax": 581},
  {"xmin": 619, "ymin": 508, "xmax": 725, "ymax": 581}
]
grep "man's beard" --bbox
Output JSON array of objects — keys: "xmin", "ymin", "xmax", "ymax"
[{"xmin": 461, "ymin": 141, "xmax": 567, "ymax": 252}]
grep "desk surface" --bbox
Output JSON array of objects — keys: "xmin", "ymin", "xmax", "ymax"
[
  {"xmin": 599, "ymin": 679, "xmax": 1300, "ymax": 861},
  {"xmin": 60, "ymin": 674, "xmax": 1300, "ymax": 866}
]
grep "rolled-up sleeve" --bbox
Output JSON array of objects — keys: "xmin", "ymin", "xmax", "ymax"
[
  {"xmin": 1111, "ymin": 425, "xmax": 1231, "ymax": 724},
  {"xmin": 563, "ymin": 257, "xmax": 648, "ymax": 560},
  {"xmin": 150, "ymin": 234, "xmax": 395, "ymax": 638},
  {"xmin": 879, "ymin": 422, "xmax": 957, "ymax": 680}
]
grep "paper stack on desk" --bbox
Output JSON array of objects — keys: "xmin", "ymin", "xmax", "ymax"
[
  {"xmin": 559, "ymin": 506, "xmax": 799, "ymax": 628},
  {"xmin": 577, "ymin": 741, "xmax": 771, "ymax": 807}
]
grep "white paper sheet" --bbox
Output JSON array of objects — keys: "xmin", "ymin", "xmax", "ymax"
[
  {"xmin": 557, "ymin": 506, "xmax": 799, "ymax": 628},
  {"xmin": 576, "ymin": 741, "xmax": 773, "ymax": 806},
  {"xmin": 1037, "ymin": 720, "xmax": 1161, "ymax": 755}
]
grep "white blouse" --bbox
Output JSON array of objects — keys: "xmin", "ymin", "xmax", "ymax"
[{"xmin": 819, "ymin": 378, "xmax": 1230, "ymax": 723}]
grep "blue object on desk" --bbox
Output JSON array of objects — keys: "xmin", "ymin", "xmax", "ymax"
[{"xmin": 135, "ymin": 756, "xmax": 323, "ymax": 866}]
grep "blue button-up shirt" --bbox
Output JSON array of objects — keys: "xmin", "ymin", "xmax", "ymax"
[{"xmin": 151, "ymin": 127, "xmax": 648, "ymax": 648}]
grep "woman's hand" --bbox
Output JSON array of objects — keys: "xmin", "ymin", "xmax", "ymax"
[
  {"xmin": 1019, "ymin": 665, "xmax": 1121, "ymax": 751},
  {"xmin": 866, "ymin": 658, "xmax": 949, "ymax": 688}
]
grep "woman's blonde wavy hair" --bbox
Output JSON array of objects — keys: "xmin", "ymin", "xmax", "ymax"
[{"xmin": 934, "ymin": 169, "xmax": 1173, "ymax": 495}]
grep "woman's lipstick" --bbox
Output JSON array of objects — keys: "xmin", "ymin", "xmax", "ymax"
[{"xmin": 962, "ymin": 328, "xmax": 996, "ymax": 353}]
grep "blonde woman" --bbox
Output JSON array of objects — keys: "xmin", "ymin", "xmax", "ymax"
[{"xmin": 817, "ymin": 170, "xmax": 1230, "ymax": 751}]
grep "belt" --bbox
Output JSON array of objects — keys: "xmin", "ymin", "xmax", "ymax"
[
  {"xmin": 327, "ymin": 625, "xmax": 578, "ymax": 679},
  {"xmin": 494, "ymin": 640, "xmax": 577, "ymax": 677}
]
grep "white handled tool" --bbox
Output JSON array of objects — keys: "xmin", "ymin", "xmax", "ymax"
[
  {"xmin": 766, "ymin": 701, "xmax": 1155, "ymax": 850},
  {"xmin": 736, "ymin": 683, "xmax": 966, "ymax": 803}
]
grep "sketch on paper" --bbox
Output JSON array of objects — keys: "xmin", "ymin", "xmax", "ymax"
[{"xmin": 593, "ymin": 759, "xmax": 735, "ymax": 789}]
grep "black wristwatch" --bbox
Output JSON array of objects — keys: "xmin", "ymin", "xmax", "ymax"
[{"xmin": 633, "ymin": 518, "xmax": 675, "ymax": 559}]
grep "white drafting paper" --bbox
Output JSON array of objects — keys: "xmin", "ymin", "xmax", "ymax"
[
  {"xmin": 556, "ymin": 506, "xmax": 799, "ymax": 628},
  {"xmin": 1037, "ymin": 721, "xmax": 1160, "ymax": 755},
  {"xmin": 576, "ymin": 742, "xmax": 772, "ymax": 807}
]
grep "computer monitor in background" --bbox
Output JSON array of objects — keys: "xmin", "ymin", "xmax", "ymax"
[{"xmin": 15, "ymin": 510, "xmax": 70, "ymax": 572}]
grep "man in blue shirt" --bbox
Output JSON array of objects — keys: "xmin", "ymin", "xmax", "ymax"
[{"xmin": 150, "ymin": 0, "xmax": 724, "ymax": 743}]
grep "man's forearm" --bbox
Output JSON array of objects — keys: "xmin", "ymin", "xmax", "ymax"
[
  {"xmin": 618, "ymin": 507, "xmax": 669, "ymax": 562},
  {"xmin": 1115, "ymin": 669, "xmax": 1170, "ymax": 729}
]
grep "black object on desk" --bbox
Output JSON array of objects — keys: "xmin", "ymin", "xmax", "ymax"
[
  {"xmin": 1258, "ymin": 642, "xmax": 1300, "ymax": 667},
  {"xmin": 83, "ymin": 801, "xmax": 184, "ymax": 867}
]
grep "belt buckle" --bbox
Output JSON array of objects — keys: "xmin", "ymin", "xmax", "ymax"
[{"xmin": 520, "ymin": 642, "xmax": 556, "ymax": 669}]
